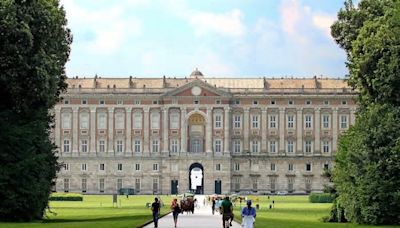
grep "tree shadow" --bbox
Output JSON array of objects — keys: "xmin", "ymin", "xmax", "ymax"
[{"xmin": 42, "ymin": 215, "xmax": 148, "ymax": 223}]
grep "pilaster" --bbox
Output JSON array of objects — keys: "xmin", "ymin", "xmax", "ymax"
[
  {"xmin": 332, "ymin": 107, "xmax": 338, "ymax": 153},
  {"xmin": 162, "ymin": 107, "xmax": 169, "ymax": 156},
  {"xmin": 143, "ymin": 107, "xmax": 150, "ymax": 154},
  {"xmin": 90, "ymin": 107, "xmax": 97, "ymax": 156},
  {"xmin": 296, "ymin": 108, "xmax": 303, "ymax": 155},
  {"xmin": 108, "ymin": 107, "xmax": 114, "ymax": 154},
  {"xmin": 125, "ymin": 107, "xmax": 132, "ymax": 156},
  {"xmin": 223, "ymin": 107, "xmax": 230, "ymax": 155},
  {"xmin": 261, "ymin": 108, "xmax": 267, "ymax": 154},
  {"xmin": 206, "ymin": 107, "xmax": 213, "ymax": 154},
  {"xmin": 243, "ymin": 107, "xmax": 250, "ymax": 153},
  {"xmin": 314, "ymin": 108, "xmax": 321, "ymax": 155},
  {"xmin": 180, "ymin": 107, "xmax": 187, "ymax": 154},
  {"xmin": 72, "ymin": 107, "xmax": 79, "ymax": 155},
  {"xmin": 279, "ymin": 108, "xmax": 285, "ymax": 154}
]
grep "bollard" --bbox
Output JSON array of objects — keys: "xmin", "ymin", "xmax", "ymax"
[{"xmin": 256, "ymin": 204, "xmax": 259, "ymax": 210}]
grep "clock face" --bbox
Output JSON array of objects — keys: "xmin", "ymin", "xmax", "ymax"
[{"xmin": 191, "ymin": 86, "xmax": 202, "ymax": 96}]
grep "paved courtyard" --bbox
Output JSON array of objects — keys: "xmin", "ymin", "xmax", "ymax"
[{"xmin": 143, "ymin": 195, "xmax": 242, "ymax": 228}]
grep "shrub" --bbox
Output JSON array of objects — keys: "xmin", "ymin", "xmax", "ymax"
[
  {"xmin": 309, "ymin": 193, "xmax": 335, "ymax": 203},
  {"xmin": 49, "ymin": 193, "xmax": 83, "ymax": 201}
]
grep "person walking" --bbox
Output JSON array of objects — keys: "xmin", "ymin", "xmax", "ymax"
[
  {"xmin": 220, "ymin": 196, "xmax": 234, "ymax": 228},
  {"xmin": 241, "ymin": 200, "xmax": 256, "ymax": 228},
  {"xmin": 212, "ymin": 198, "xmax": 216, "ymax": 215},
  {"xmin": 171, "ymin": 198, "xmax": 181, "ymax": 228},
  {"xmin": 151, "ymin": 197, "xmax": 161, "ymax": 228}
]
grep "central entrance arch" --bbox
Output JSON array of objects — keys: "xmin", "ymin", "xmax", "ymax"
[{"xmin": 189, "ymin": 163, "xmax": 204, "ymax": 194}]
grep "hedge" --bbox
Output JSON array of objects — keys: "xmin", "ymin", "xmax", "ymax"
[
  {"xmin": 309, "ymin": 193, "xmax": 335, "ymax": 203},
  {"xmin": 49, "ymin": 193, "xmax": 83, "ymax": 201}
]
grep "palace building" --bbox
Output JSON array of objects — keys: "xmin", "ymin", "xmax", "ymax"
[{"xmin": 53, "ymin": 69, "xmax": 357, "ymax": 195}]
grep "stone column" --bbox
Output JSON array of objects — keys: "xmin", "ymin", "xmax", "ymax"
[
  {"xmin": 279, "ymin": 108, "xmax": 285, "ymax": 154},
  {"xmin": 314, "ymin": 108, "xmax": 321, "ymax": 154},
  {"xmin": 206, "ymin": 107, "xmax": 213, "ymax": 154},
  {"xmin": 162, "ymin": 107, "xmax": 169, "ymax": 156},
  {"xmin": 332, "ymin": 108, "xmax": 338, "ymax": 153},
  {"xmin": 180, "ymin": 107, "xmax": 187, "ymax": 153},
  {"xmin": 54, "ymin": 107, "xmax": 61, "ymax": 154},
  {"xmin": 143, "ymin": 107, "xmax": 150, "ymax": 154},
  {"xmin": 90, "ymin": 107, "xmax": 96, "ymax": 156},
  {"xmin": 296, "ymin": 108, "xmax": 303, "ymax": 155},
  {"xmin": 224, "ymin": 107, "xmax": 230, "ymax": 154},
  {"xmin": 108, "ymin": 107, "xmax": 114, "ymax": 154},
  {"xmin": 243, "ymin": 107, "xmax": 250, "ymax": 153},
  {"xmin": 72, "ymin": 107, "xmax": 79, "ymax": 155},
  {"xmin": 125, "ymin": 107, "xmax": 132, "ymax": 156},
  {"xmin": 261, "ymin": 108, "xmax": 267, "ymax": 154}
]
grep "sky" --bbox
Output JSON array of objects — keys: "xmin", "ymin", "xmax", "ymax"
[{"xmin": 60, "ymin": 0, "xmax": 350, "ymax": 78}]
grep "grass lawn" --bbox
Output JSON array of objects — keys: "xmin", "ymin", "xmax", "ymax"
[
  {"xmin": 0, "ymin": 195, "xmax": 399, "ymax": 228},
  {"xmin": 235, "ymin": 196, "xmax": 400, "ymax": 228},
  {"xmin": 0, "ymin": 195, "xmax": 173, "ymax": 228}
]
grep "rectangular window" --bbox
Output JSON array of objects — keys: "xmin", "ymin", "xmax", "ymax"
[
  {"xmin": 117, "ymin": 163, "xmax": 123, "ymax": 171},
  {"xmin": 287, "ymin": 115, "xmax": 294, "ymax": 129},
  {"xmin": 234, "ymin": 177, "xmax": 240, "ymax": 191},
  {"xmin": 323, "ymin": 141, "xmax": 330, "ymax": 153},
  {"xmin": 271, "ymin": 163, "xmax": 276, "ymax": 171},
  {"xmin": 81, "ymin": 163, "xmax": 87, "ymax": 171},
  {"xmin": 99, "ymin": 140, "xmax": 105, "ymax": 153},
  {"xmin": 134, "ymin": 140, "xmax": 141, "ymax": 153},
  {"xmin": 151, "ymin": 113, "xmax": 160, "ymax": 129},
  {"xmin": 63, "ymin": 163, "xmax": 69, "ymax": 171},
  {"xmin": 62, "ymin": 113, "xmax": 71, "ymax": 129},
  {"xmin": 270, "ymin": 100, "xmax": 276, "ymax": 105},
  {"xmin": 251, "ymin": 140, "xmax": 259, "ymax": 153},
  {"xmin": 340, "ymin": 115, "xmax": 348, "ymax": 129},
  {"xmin": 81, "ymin": 140, "xmax": 88, "ymax": 153},
  {"xmin": 133, "ymin": 112, "xmax": 142, "ymax": 129},
  {"xmin": 234, "ymin": 100, "xmax": 240, "ymax": 105},
  {"xmin": 99, "ymin": 100, "xmax": 105, "ymax": 105},
  {"xmin": 287, "ymin": 140, "xmax": 294, "ymax": 153},
  {"xmin": 117, "ymin": 100, "xmax": 123, "ymax": 105},
  {"xmin": 170, "ymin": 113, "xmax": 179, "ymax": 129},
  {"xmin": 214, "ymin": 139, "xmax": 222, "ymax": 153},
  {"xmin": 269, "ymin": 141, "xmax": 276, "ymax": 153},
  {"xmin": 341, "ymin": 100, "xmax": 347, "ymax": 105},
  {"xmin": 234, "ymin": 163, "xmax": 240, "ymax": 171},
  {"xmin": 214, "ymin": 114, "xmax": 222, "ymax": 129},
  {"xmin": 153, "ymin": 178, "xmax": 159, "ymax": 192},
  {"xmin": 63, "ymin": 139, "xmax": 70, "ymax": 153},
  {"xmin": 253, "ymin": 100, "xmax": 259, "ymax": 105},
  {"xmin": 288, "ymin": 163, "xmax": 294, "ymax": 171},
  {"xmin": 252, "ymin": 115, "xmax": 259, "ymax": 128},
  {"xmin": 306, "ymin": 163, "xmax": 312, "ymax": 172},
  {"xmin": 306, "ymin": 100, "xmax": 312, "ymax": 105},
  {"xmin": 134, "ymin": 163, "xmax": 141, "ymax": 171},
  {"xmin": 233, "ymin": 115, "xmax": 241, "ymax": 128},
  {"xmin": 171, "ymin": 139, "xmax": 179, "ymax": 153},
  {"xmin": 81, "ymin": 178, "xmax": 87, "ymax": 193},
  {"xmin": 116, "ymin": 140, "xmax": 123, "ymax": 153},
  {"xmin": 323, "ymin": 114, "xmax": 330, "ymax": 128},
  {"xmin": 216, "ymin": 164, "xmax": 221, "ymax": 171},
  {"xmin": 115, "ymin": 113, "xmax": 125, "ymax": 129},
  {"xmin": 63, "ymin": 99, "xmax": 69, "ymax": 105},
  {"xmin": 305, "ymin": 115, "xmax": 312, "ymax": 128},
  {"xmin": 98, "ymin": 113, "xmax": 107, "ymax": 129},
  {"xmin": 324, "ymin": 100, "xmax": 330, "ymax": 105},
  {"xmin": 153, "ymin": 163, "xmax": 159, "ymax": 171},
  {"xmin": 305, "ymin": 140, "xmax": 312, "ymax": 153},
  {"xmin": 215, "ymin": 99, "xmax": 221, "ymax": 104},
  {"xmin": 64, "ymin": 178, "xmax": 69, "ymax": 192},
  {"xmin": 152, "ymin": 140, "xmax": 159, "ymax": 153},
  {"xmin": 80, "ymin": 113, "xmax": 89, "ymax": 129},
  {"xmin": 99, "ymin": 178, "xmax": 105, "ymax": 193},
  {"xmin": 134, "ymin": 100, "xmax": 141, "ymax": 105},
  {"xmin": 288, "ymin": 100, "xmax": 294, "ymax": 105},
  {"xmin": 270, "ymin": 177, "xmax": 276, "ymax": 192},
  {"xmin": 233, "ymin": 140, "xmax": 241, "ymax": 154},
  {"xmin": 269, "ymin": 115, "xmax": 277, "ymax": 128},
  {"xmin": 135, "ymin": 178, "xmax": 141, "ymax": 193},
  {"xmin": 117, "ymin": 179, "xmax": 123, "ymax": 191},
  {"xmin": 99, "ymin": 163, "xmax": 105, "ymax": 171}
]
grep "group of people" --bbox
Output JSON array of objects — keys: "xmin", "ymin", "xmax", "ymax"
[{"xmin": 151, "ymin": 196, "xmax": 257, "ymax": 228}]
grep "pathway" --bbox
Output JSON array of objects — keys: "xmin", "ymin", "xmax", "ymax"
[{"xmin": 143, "ymin": 195, "xmax": 242, "ymax": 228}]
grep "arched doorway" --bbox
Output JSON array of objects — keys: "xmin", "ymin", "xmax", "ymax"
[
  {"xmin": 188, "ymin": 113, "xmax": 205, "ymax": 153},
  {"xmin": 189, "ymin": 163, "xmax": 204, "ymax": 194}
]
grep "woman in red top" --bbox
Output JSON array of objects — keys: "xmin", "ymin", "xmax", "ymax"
[{"xmin": 171, "ymin": 198, "xmax": 181, "ymax": 228}]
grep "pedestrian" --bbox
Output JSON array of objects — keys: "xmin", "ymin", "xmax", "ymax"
[
  {"xmin": 171, "ymin": 198, "xmax": 181, "ymax": 228},
  {"xmin": 241, "ymin": 200, "xmax": 256, "ymax": 228},
  {"xmin": 212, "ymin": 198, "xmax": 216, "ymax": 215},
  {"xmin": 151, "ymin": 197, "xmax": 161, "ymax": 228}
]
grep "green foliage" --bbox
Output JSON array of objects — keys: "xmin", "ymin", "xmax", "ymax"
[
  {"xmin": 49, "ymin": 193, "xmax": 83, "ymax": 201},
  {"xmin": 334, "ymin": 104, "xmax": 400, "ymax": 224},
  {"xmin": 309, "ymin": 193, "xmax": 335, "ymax": 203},
  {"xmin": 0, "ymin": 0, "xmax": 71, "ymax": 221}
]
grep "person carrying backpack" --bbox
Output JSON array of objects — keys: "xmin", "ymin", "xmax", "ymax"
[{"xmin": 171, "ymin": 198, "xmax": 181, "ymax": 228}]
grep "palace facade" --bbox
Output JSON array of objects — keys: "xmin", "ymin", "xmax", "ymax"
[{"xmin": 53, "ymin": 70, "xmax": 357, "ymax": 195}]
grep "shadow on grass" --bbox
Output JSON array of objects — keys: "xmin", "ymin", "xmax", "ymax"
[{"xmin": 42, "ymin": 215, "xmax": 148, "ymax": 223}]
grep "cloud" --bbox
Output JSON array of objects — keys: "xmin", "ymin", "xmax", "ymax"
[
  {"xmin": 312, "ymin": 14, "xmax": 335, "ymax": 38},
  {"xmin": 189, "ymin": 9, "xmax": 246, "ymax": 37}
]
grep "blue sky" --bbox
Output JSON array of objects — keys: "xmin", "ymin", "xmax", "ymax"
[{"xmin": 60, "ymin": 0, "xmax": 349, "ymax": 78}]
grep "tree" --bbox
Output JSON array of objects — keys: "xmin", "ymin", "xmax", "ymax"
[
  {"xmin": 331, "ymin": 0, "xmax": 400, "ymax": 225},
  {"xmin": 0, "ymin": 0, "xmax": 71, "ymax": 221}
]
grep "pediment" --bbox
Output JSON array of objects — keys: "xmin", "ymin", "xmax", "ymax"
[{"xmin": 162, "ymin": 79, "xmax": 231, "ymax": 98}]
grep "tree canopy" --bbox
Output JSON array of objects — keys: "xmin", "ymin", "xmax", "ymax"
[
  {"xmin": 0, "ymin": 0, "xmax": 71, "ymax": 221},
  {"xmin": 331, "ymin": 0, "xmax": 400, "ymax": 225}
]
